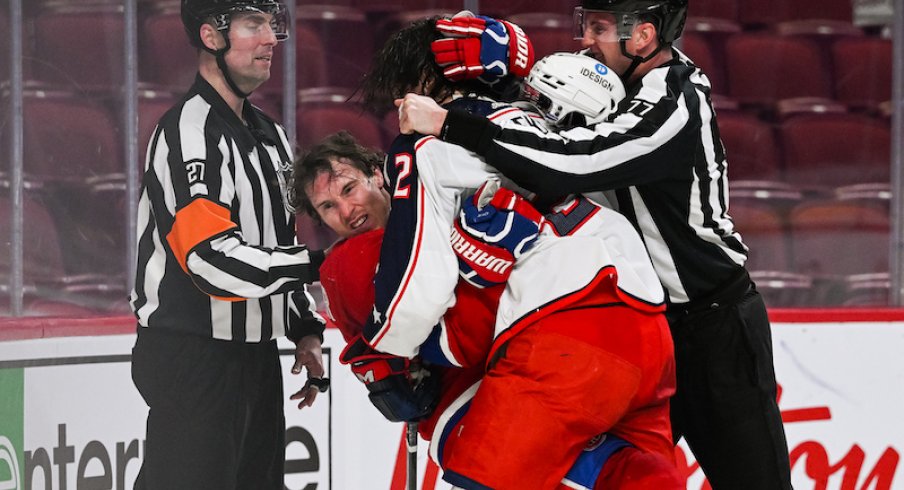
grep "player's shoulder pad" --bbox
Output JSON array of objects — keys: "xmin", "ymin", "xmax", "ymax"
[{"xmin": 387, "ymin": 132, "xmax": 422, "ymax": 156}]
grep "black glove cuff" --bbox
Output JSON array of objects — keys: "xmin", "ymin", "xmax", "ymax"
[{"xmin": 366, "ymin": 372, "xmax": 439, "ymax": 423}]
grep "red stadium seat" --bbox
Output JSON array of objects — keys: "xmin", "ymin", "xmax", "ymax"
[
  {"xmin": 842, "ymin": 273, "xmax": 890, "ymax": 306},
  {"xmin": 355, "ymin": 0, "xmax": 461, "ymax": 15},
  {"xmin": 737, "ymin": 0, "xmax": 790, "ymax": 28},
  {"xmin": 508, "ymin": 13, "xmax": 580, "ymax": 60},
  {"xmin": 787, "ymin": 1, "xmax": 853, "ymax": 23},
  {"xmin": 779, "ymin": 113, "xmax": 890, "ymax": 188},
  {"xmin": 751, "ymin": 271, "xmax": 816, "ymax": 307},
  {"xmin": 717, "ymin": 111, "xmax": 781, "ymax": 181},
  {"xmin": 725, "ymin": 33, "xmax": 833, "ymax": 109},
  {"xmin": 31, "ymin": 3, "xmax": 125, "ymax": 90},
  {"xmin": 679, "ymin": 32, "xmax": 721, "ymax": 93},
  {"xmin": 729, "ymin": 197, "xmax": 791, "ymax": 273},
  {"xmin": 832, "ymin": 37, "xmax": 893, "ymax": 111},
  {"xmin": 680, "ymin": 18, "xmax": 740, "ymax": 95},
  {"xmin": 773, "ymin": 97, "xmax": 847, "ymax": 120},
  {"xmin": 774, "ymin": 20, "xmax": 862, "ymax": 94},
  {"xmin": 788, "ymin": 198, "xmax": 889, "ymax": 277},
  {"xmin": 137, "ymin": 89, "xmax": 179, "ymax": 169},
  {"xmin": 21, "ymin": 91, "xmax": 124, "ymax": 188},
  {"xmin": 140, "ymin": 6, "xmax": 198, "ymax": 90},
  {"xmin": 296, "ymin": 88, "xmax": 386, "ymax": 150},
  {"xmin": 774, "ymin": 19, "xmax": 862, "ymax": 54},
  {"xmin": 479, "ymin": 0, "xmax": 579, "ymax": 17},
  {"xmin": 296, "ymin": 6, "xmax": 373, "ymax": 88},
  {"xmin": 374, "ymin": 9, "xmax": 457, "ymax": 50},
  {"xmin": 265, "ymin": 23, "xmax": 329, "ymax": 93},
  {"xmin": 688, "ymin": 0, "xmax": 738, "ymax": 22},
  {"xmin": 0, "ymin": 195, "xmax": 66, "ymax": 282},
  {"xmin": 738, "ymin": 0, "xmax": 852, "ymax": 27}
]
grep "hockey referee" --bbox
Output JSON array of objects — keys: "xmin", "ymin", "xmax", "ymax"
[
  {"xmin": 397, "ymin": 1, "xmax": 793, "ymax": 489},
  {"xmin": 129, "ymin": 1, "xmax": 326, "ymax": 488}
]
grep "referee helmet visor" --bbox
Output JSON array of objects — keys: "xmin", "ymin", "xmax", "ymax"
[{"xmin": 182, "ymin": 0, "xmax": 289, "ymax": 48}]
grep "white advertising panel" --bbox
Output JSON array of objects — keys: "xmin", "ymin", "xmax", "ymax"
[{"xmin": 0, "ymin": 321, "xmax": 902, "ymax": 489}]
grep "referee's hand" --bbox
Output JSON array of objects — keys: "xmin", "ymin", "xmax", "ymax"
[{"xmin": 290, "ymin": 335, "xmax": 326, "ymax": 409}]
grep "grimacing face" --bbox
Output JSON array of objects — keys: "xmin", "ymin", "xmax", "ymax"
[
  {"xmin": 305, "ymin": 159, "xmax": 391, "ymax": 239},
  {"xmin": 579, "ymin": 11, "xmax": 637, "ymax": 78}
]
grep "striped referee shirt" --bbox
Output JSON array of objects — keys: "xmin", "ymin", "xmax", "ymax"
[
  {"xmin": 130, "ymin": 75, "xmax": 325, "ymax": 342},
  {"xmin": 440, "ymin": 49, "xmax": 747, "ymax": 305}
]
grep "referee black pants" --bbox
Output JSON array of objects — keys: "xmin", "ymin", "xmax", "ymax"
[
  {"xmin": 667, "ymin": 274, "xmax": 793, "ymax": 490},
  {"xmin": 131, "ymin": 328, "xmax": 285, "ymax": 490}
]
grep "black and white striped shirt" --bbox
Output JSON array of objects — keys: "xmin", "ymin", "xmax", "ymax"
[
  {"xmin": 440, "ymin": 50, "xmax": 747, "ymax": 305},
  {"xmin": 130, "ymin": 75, "xmax": 324, "ymax": 342}
]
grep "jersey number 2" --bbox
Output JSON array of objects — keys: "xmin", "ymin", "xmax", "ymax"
[{"xmin": 393, "ymin": 153, "xmax": 413, "ymax": 199}]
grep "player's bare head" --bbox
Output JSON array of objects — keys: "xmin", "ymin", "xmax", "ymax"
[
  {"xmin": 290, "ymin": 131, "xmax": 390, "ymax": 236},
  {"xmin": 360, "ymin": 17, "xmax": 505, "ymax": 113}
]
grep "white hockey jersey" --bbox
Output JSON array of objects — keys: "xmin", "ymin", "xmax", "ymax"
[{"xmin": 364, "ymin": 96, "xmax": 665, "ymax": 360}]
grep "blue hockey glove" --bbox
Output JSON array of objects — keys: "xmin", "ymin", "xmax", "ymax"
[
  {"xmin": 432, "ymin": 14, "xmax": 535, "ymax": 84},
  {"xmin": 451, "ymin": 178, "xmax": 545, "ymax": 288}
]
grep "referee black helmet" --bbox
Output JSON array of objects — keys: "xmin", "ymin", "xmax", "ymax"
[
  {"xmin": 181, "ymin": 0, "xmax": 289, "ymax": 50},
  {"xmin": 577, "ymin": 0, "xmax": 688, "ymax": 45}
]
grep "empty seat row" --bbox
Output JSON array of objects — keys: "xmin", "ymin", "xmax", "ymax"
[
  {"xmin": 7, "ymin": 1, "xmax": 890, "ymax": 115},
  {"xmin": 733, "ymin": 195, "xmax": 889, "ymax": 276},
  {"xmin": 131, "ymin": 0, "xmax": 853, "ymax": 24},
  {"xmin": 3, "ymin": 88, "xmax": 891, "ymax": 197},
  {"xmin": 682, "ymin": 27, "xmax": 891, "ymax": 112},
  {"xmin": 0, "ymin": 194, "xmax": 129, "ymax": 315},
  {"xmin": 733, "ymin": 195, "xmax": 892, "ymax": 307},
  {"xmin": 751, "ymin": 271, "xmax": 890, "ymax": 307},
  {"xmin": 719, "ymin": 111, "xmax": 891, "ymax": 189},
  {"xmin": 688, "ymin": 0, "xmax": 854, "ymax": 25}
]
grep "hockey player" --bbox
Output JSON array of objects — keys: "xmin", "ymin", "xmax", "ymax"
[
  {"xmin": 396, "ymin": 4, "xmax": 793, "ymax": 489},
  {"xmin": 292, "ymin": 19, "xmax": 679, "ymax": 489},
  {"xmin": 294, "ymin": 134, "xmax": 683, "ymax": 489},
  {"xmin": 319, "ymin": 226, "xmax": 683, "ymax": 490}
]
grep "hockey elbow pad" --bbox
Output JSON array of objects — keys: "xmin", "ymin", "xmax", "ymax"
[{"xmin": 451, "ymin": 178, "xmax": 544, "ymax": 288}]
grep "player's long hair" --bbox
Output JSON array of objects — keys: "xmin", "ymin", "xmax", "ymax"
[{"xmin": 360, "ymin": 17, "xmax": 505, "ymax": 113}]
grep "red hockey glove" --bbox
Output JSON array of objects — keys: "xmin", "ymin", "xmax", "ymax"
[
  {"xmin": 432, "ymin": 14, "xmax": 534, "ymax": 83},
  {"xmin": 339, "ymin": 335, "xmax": 439, "ymax": 422},
  {"xmin": 451, "ymin": 178, "xmax": 545, "ymax": 288}
]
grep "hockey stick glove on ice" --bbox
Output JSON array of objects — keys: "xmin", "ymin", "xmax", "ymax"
[
  {"xmin": 339, "ymin": 335, "xmax": 439, "ymax": 422},
  {"xmin": 432, "ymin": 15, "xmax": 534, "ymax": 84},
  {"xmin": 451, "ymin": 178, "xmax": 544, "ymax": 288}
]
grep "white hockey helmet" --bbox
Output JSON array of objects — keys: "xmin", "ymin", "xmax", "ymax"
[{"xmin": 522, "ymin": 52, "xmax": 626, "ymax": 127}]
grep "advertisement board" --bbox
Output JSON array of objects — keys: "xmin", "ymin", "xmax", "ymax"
[{"xmin": 0, "ymin": 321, "xmax": 902, "ymax": 489}]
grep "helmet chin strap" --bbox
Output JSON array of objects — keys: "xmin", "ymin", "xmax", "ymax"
[
  {"xmin": 204, "ymin": 31, "xmax": 252, "ymax": 99},
  {"xmin": 618, "ymin": 38, "xmax": 664, "ymax": 83}
]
